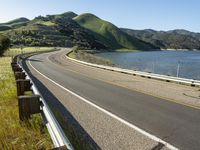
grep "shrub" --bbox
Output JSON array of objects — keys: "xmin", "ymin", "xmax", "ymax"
[{"xmin": 0, "ymin": 35, "xmax": 11, "ymax": 56}]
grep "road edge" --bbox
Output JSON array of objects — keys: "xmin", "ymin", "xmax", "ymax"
[{"xmin": 28, "ymin": 54, "xmax": 178, "ymax": 150}]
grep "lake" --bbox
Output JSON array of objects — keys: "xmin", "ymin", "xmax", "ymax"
[{"xmin": 95, "ymin": 50, "xmax": 200, "ymax": 80}]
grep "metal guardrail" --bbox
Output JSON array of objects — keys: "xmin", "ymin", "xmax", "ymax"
[
  {"xmin": 66, "ymin": 54, "xmax": 200, "ymax": 87},
  {"xmin": 16, "ymin": 55, "xmax": 74, "ymax": 150}
]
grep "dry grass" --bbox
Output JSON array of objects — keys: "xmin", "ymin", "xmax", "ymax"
[
  {"xmin": 69, "ymin": 51, "xmax": 114, "ymax": 66},
  {"xmin": 0, "ymin": 57, "xmax": 53, "ymax": 149},
  {"xmin": 3, "ymin": 47, "xmax": 58, "ymax": 57}
]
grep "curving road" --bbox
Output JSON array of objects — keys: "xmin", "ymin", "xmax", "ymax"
[{"xmin": 24, "ymin": 49, "xmax": 200, "ymax": 150}]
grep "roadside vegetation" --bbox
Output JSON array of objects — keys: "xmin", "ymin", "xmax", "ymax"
[
  {"xmin": 4, "ymin": 47, "xmax": 57, "ymax": 57},
  {"xmin": 0, "ymin": 35, "xmax": 10, "ymax": 56},
  {"xmin": 0, "ymin": 46, "xmax": 54, "ymax": 149},
  {"xmin": 69, "ymin": 48, "xmax": 114, "ymax": 66}
]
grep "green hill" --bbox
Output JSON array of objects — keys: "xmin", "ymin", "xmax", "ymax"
[
  {"xmin": 1, "ymin": 11, "xmax": 200, "ymax": 51},
  {"xmin": 74, "ymin": 13, "xmax": 157, "ymax": 50},
  {"xmin": 121, "ymin": 28, "xmax": 200, "ymax": 50},
  {"xmin": 4, "ymin": 17, "xmax": 29, "ymax": 25},
  {"xmin": 0, "ymin": 17, "xmax": 30, "ymax": 31},
  {"xmin": 52, "ymin": 11, "xmax": 78, "ymax": 19},
  {"xmin": 1, "ymin": 13, "xmax": 105, "ymax": 50}
]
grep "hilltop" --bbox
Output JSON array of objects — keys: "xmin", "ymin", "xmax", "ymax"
[
  {"xmin": 0, "ymin": 17, "xmax": 30, "ymax": 31},
  {"xmin": 74, "ymin": 13, "xmax": 157, "ymax": 50}
]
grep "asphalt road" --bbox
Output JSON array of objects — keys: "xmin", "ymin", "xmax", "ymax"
[{"xmin": 25, "ymin": 50, "xmax": 200, "ymax": 150}]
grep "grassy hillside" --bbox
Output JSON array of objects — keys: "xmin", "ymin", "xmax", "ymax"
[
  {"xmin": 0, "ymin": 11, "xmax": 159, "ymax": 51},
  {"xmin": 1, "ymin": 12, "xmax": 106, "ymax": 50},
  {"xmin": 50, "ymin": 11, "xmax": 78, "ymax": 19},
  {"xmin": 74, "ymin": 13, "xmax": 157, "ymax": 50},
  {"xmin": 0, "ymin": 18, "xmax": 30, "ymax": 31},
  {"xmin": 4, "ymin": 17, "xmax": 29, "ymax": 25},
  {"xmin": 122, "ymin": 28, "xmax": 200, "ymax": 50}
]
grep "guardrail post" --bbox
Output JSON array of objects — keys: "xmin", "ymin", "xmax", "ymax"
[
  {"xmin": 11, "ymin": 62, "xmax": 17, "ymax": 67},
  {"xmin": 12, "ymin": 64, "xmax": 23, "ymax": 72},
  {"xmin": 16, "ymin": 79, "xmax": 32, "ymax": 96},
  {"xmin": 15, "ymin": 72, "xmax": 26, "ymax": 80},
  {"xmin": 18, "ymin": 95, "xmax": 41, "ymax": 120}
]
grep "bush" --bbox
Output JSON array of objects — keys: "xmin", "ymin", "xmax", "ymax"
[{"xmin": 0, "ymin": 35, "xmax": 11, "ymax": 56}]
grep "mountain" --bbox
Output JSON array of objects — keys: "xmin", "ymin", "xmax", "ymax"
[
  {"xmin": 0, "ymin": 12, "xmax": 157, "ymax": 51},
  {"xmin": 2, "ymin": 11, "xmax": 199, "ymax": 51},
  {"xmin": 0, "ymin": 17, "xmax": 30, "ymax": 31},
  {"xmin": 51, "ymin": 11, "xmax": 78, "ymax": 19},
  {"xmin": 4, "ymin": 17, "xmax": 29, "ymax": 25},
  {"xmin": 121, "ymin": 28, "xmax": 200, "ymax": 50},
  {"xmin": 36, "ymin": 11, "xmax": 78, "ymax": 21},
  {"xmin": 0, "ymin": 12, "xmax": 106, "ymax": 50},
  {"xmin": 74, "ymin": 13, "xmax": 157, "ymax": 50}
]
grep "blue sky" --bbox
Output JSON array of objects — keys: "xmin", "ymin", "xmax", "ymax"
[{"xmin": 0, "ymin": 0, "xmax": 199, "ymax": 32}]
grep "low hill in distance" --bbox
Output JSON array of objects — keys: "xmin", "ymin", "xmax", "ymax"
[
  {"xmin": 4, "ymin": 17, "xmax": 30, "ymax": 25},
  {"xmin": 0, "ymin": 17, "xmax": 30, "ymax": 31},
  {"xmin": 74, "ymin": 13, "xmax": 157, "ymax": 50},
  {"xmin": 121, "ymin": 28, "xmax": 200, "ymax": 50}
]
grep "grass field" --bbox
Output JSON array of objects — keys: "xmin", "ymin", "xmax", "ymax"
[
  {"xmin": 4, "ymin": 47, "xmax": 57, "ymax": 57},
  {"xmin": 0, "ymin": 48, "xmax": 55, "ymax": 149}
]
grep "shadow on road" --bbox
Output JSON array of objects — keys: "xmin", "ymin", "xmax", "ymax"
[{"xmin": 22, "ymin": 56, "xmax": 100, "ymax": 150}]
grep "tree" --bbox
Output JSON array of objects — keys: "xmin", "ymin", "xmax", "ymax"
[{"xmin": 0, "ymin": 35, "xmax": 11, "ymax": 56}]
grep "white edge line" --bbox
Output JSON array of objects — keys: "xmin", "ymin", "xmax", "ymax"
[{"xmin": 28, "ymin": 58, "xmax": 178, "ymax": 150}]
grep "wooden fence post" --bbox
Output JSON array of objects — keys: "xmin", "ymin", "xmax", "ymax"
[
  {"xmin": 16, "ymin": 79, "xmax": 32, "ymax": 96},
  {"xmin": 18, "ymin": 95, "xmax": 41, "ymax": 120},
  {"xmin": 12, "ymin": 64, "xmax": 23, "ymax": 72},
  {"xmin": 15, "ymin": 72, "xmax": 26, "ymax": 80}
]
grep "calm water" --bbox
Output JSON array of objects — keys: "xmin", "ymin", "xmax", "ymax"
[{"xmin": 95, "ymin": 51, "xmax": 200, "ymax": 80}]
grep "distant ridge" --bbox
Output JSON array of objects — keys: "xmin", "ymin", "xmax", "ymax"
[
  {"xmin": 47, "ymin": 11, "xmax": 78, "ymax": 19},
  {"xmin": 121, "ymin": 28, "xmax": 200, "ymax": 50},
  {"xmin": 0, "ymin": 17, "xmax": 30, "ymax": 31},
  {"xmin": 5, "ymin": 17, "xmax": 30, "ymax": 25}
]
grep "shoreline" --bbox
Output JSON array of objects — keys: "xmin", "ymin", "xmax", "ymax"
[{"xmin": 71, "ymin": 48, "xmax": 200, "ymax": 81}]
